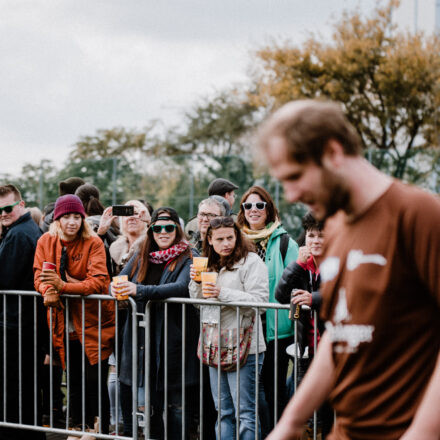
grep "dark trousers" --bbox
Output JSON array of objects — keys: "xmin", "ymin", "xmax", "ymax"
[
  {"xmin": 260, "ymin": 337, "xmax": 293, "ymax": 437},
  {"xmin": 67, "ymin": 339, "xmax": 110, "ymax": 433},
  {"xmin": 120, "ymin": 381, "xmax": 198, "ymax": 439},
  {"xmin": 0, "ymin": 326, "xmax": 45, "ymax": 440},
  {"xmin": 41, "ymin": 363, "xmax": 64, "ymax": 415}
]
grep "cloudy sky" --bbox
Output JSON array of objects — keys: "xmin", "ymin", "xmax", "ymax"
[{"xmin": 1, "ymin": 0, "xmax": 417, "ymax": 176}]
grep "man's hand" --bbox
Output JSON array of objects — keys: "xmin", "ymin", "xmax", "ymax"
[
  {"xmin": 298, "ymin": 246, "xmax": 311, "ymax": 264},
  {"xmin": 40, "ymin": 270, "xmax": 65, "ymax": 292},
  {"xmin": 44, "ymin": 287, "xmax": 64, "ymax": 310},
  {"xmin": 291, "ymin": 289, "xmax": 312, "ymax": 307}
]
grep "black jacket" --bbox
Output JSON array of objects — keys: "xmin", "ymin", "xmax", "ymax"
[
  {"xmin": 275, "ymin": 260, "xmax": 325, "ymax": 354},
  {"xmin": 0, "ymin": 212, "xmax": 42, "ymax": 328},
  {"xmin": 118, "ymin": 249, "xmax": 200, "ymax": 392}
]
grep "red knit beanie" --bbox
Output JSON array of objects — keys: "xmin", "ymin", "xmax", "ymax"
[{"xmin": 53, "ymin": 195, "xmax": 86, "ymax": 220}]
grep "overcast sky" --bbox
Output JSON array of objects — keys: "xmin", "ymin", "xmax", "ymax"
[{"xmin": 1, "ymin": 0, "xmax": 417, "ymax": 176}]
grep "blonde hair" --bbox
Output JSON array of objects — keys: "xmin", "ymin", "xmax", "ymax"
[
  {"xmin": 120, "ymin": 200, "xmax": 150, "ymax": 236},
  {"xmin": 49, "ymin": 217, "xmax": 95, "ymax": 240}
]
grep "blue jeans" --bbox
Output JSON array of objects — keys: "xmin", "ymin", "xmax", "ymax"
[{"xmin": 209, "ymin": 353, "xmax": 264, "ymax": 440}]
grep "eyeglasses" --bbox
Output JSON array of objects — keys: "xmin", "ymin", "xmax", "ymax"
[
  {"xmin": 210, "ymin": 216, "xmax": 235, "ymax": 229},
  {"xmin": 197, "ymin": 212, "xmax": 219, "ymax": 220},
  {"xmin": 242, "ymin": 202, "xmax": 267, "ymax": 211},
  {"xmin": 151, "ymin": 224, "xmax": 177, "ymax": 233},
  {"xmin": 0, "ymin": 200, "xmax": 20, "ymax": 214}
]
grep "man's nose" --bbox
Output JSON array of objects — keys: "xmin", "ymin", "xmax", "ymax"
[{"xmin": 283, "ymin": 183, "xmax": 301, "ymax": 203}]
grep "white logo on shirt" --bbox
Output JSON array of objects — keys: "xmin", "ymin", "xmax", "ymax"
[
  {"xmin": 346, "ymin": 250, "xmax": 386, "ymax": 271},
  {"xmin": 333, "ymin": 288, "xmax": 351, "ymax": 324},
  {"xmin": 320, "ymin": 257, "xmax": 340, "ymax": 282},
  {"xmin": 326, "ymin": 287, "xmax": 374, "ymax": 353}
]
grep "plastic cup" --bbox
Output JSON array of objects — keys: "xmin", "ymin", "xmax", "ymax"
[
  {"xmin": 113, "ymin": 275, "xmax": 129, "ymax": 300},
  {"xmin": 42, "ymin": 261, "xmax": 56, "ymax": 271},
  {"xmin": 193, "ymin": 257, "xmax": 208, "ymax": 282},
  {"xmin": 201, "ymin": 272, "xmax": 218, "ymax": 298}
]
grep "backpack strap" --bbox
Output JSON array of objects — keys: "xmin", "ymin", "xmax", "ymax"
[{"xmin": 279, "ymin": 232, "xmax": 290, "ymax": 264}]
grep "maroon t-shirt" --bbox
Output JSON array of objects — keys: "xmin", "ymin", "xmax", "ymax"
[{"xmin": 320, "ymin": 181, "xmax": 440, "ymax": 440}]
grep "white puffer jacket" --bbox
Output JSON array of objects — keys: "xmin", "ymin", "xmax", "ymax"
[{"xmin": 189, "ymin": 252, "xmax": 269, "ymax": 354}]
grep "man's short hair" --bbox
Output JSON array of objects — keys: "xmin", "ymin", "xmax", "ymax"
[
  {"xmin": 198, "ymin": 197, "xmax": 226, "ymax": 216},
  {"xmin": 208, "ymin": 178, "xmax": 238, "ymax": 196},
  {"xmin": 259, "ymin": 100, "xmax": 363, "ymax": 164},
  {"xmin": 0, "ymin": 184, "xmax": 22, "ymax": 201},
  {"xmin": 302, "ymin": 212, "xmax": 324, "ymax": 232}
]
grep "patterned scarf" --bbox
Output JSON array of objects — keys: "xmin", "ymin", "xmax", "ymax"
[
  {"xmin": 149, "ymin": 240, "xmax": 190, "ymax": 264},
  {"xmin": 242, "ymin": 220, "xmax": 281, "ymax": 250}
]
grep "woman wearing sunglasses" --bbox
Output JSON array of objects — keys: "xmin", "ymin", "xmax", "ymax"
[
  {"xmin": 33, "ymin": 194, "xmax": 115, "ymax": 433},
  {"xmin": 237, "ymin": 185, "xmax": 299, "ymax": 435},
  {"xmin": 189, "ymin": 216, "xmax": 269, "ymax": 440},
  {"xmin": 110, "ymin": 207, "xmax": 199, "ymax": 439}
]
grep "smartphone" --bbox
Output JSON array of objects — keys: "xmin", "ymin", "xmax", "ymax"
[{"xmin": 112, "ymin": 205, "xmax": 134, "ymax": 216}]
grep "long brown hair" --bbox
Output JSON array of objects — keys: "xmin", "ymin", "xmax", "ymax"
[
  {"xmin": 131, "ymin": 208, "xmax": 190, "ymax": 282},
  {"xmin": 236, "ymin": 185, "xmax": 279, "ymax": 229},
  {"xmin": 203, "ymin": 217, "xmax": 255, "ymax": 272}
]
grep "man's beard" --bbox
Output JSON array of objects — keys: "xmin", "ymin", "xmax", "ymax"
[{"xmin": 319, "ymin": 168, "xmax": 350, "ymax": 221}]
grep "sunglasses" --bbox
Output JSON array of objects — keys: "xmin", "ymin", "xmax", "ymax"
[
  {"xmin": 242, "ymin": 202, "xmax": 267, "ymax": 211},
  {"xmin": 151, "ymin": 224, "xmax": 177, "ymax": 233},
  {"xmin": 0, "ymin": 200, "xmax": 20, "ymax": 214},
  {"xmin": 210, "ymin": 216, "xmax": 235, "ymax": 229}
]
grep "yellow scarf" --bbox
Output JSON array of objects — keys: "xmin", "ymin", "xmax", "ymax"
[{"xmin": 242, "ymin": 220, "xmax": 281, "ymax": 250}]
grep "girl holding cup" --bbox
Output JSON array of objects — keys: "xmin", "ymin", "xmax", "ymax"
[{"xmin": 189, "ymin": 216, "xmax": 269, "ymax": 440}]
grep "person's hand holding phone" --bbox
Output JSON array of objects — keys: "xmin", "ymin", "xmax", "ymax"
[{"xmin": 97, "ymin": 206, "xmax": 116, "ymax": 236}]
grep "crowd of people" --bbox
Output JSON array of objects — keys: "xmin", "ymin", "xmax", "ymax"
[{"xmin": 0, "ymin": 98, "xmax": 439, "ymax": 440}]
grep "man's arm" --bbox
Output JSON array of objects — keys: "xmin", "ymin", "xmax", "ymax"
[
  {"xmin": 400, "ymin": 351, "xmax": 440, "ymax": 440},
  {"xmin": 267, "ymin": 332, "xmax": 335, "ymax": 439}
]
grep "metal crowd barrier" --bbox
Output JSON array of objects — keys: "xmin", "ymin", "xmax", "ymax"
[
  {"xmin": 141, "ymin": 298, "xmax": 320, "ymax": 440},
  {"xmin": 0, "ymin": 290, "xmax": 137, "ymax": 440},
  {"xmin": 0, "ymin": 291, "xmax": 321, "ymax": 440}
]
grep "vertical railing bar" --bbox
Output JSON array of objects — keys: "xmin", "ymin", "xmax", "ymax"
[
  {"xmin": 274, "ymin": 308, "xmax": 279, "ymax": 423},
  {"xmin": 98, "ymin": 299, "xmax": 102, "ymax": 434},
  {"xmin": 217, "ymin": 304, "xmax": 221, "ymax": 440},
  {"xmin": 3, "ymin": 295, "xmax": 7, "ymax": 422},
  {"xmin": 34, "ymin": 295, "xmax": 37, "ymax": 425},
  {"xmin": 49, "ymin": 308, "xmax": 54, "ymax": 428},
  {"xmin": 18, "ymin": 294, "xmax": 22, "ymax": 424},
  {"xmin": 115, "ymin": 300, "xmax": 119, "ymax": 436},
  {"xmin": 294, "ymin": 318, "xmax": 298, "ymax": 393},
  {"xmin": 164, "ymin": 302, "xmax": 168, "ymax": 439},
  {"xmin": 313, "ymin": 309, "xmax": 318, "ymax": 440},
  {"xmin": 65, "ymin": 299, "xmax": 70, "ymax": 429},
  {"xmin": 132, "ymin": 299, "xmax": 138, "ymax": 440},
  {"xmin": 144, "ymin": 302, "xmax": 151, "ymax": 439},
  {"xmin": 81, "ymin": 298, "xmax": 85, "ymax": 431},
  {"xmin": 236, "ymin": 306, "xmax": 240, "ymax": 440},
  {"xmin": 255, "ymin": 307, "xmax": 260, "ymax": 440},
  {"xmin": 199, "ymin": 310, "xmax": 203, "ymax": 440},
  {"xmin": 181, "ymin": 303, "xmax": 186, "ymax": 440}
]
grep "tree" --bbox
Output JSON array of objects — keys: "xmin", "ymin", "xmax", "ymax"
[{"xmin": 250, "ymin": 0, "xmax": 440, "ymax": 180}]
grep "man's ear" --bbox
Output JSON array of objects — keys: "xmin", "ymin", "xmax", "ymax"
[{"xmin": 322, "ymin": 139, "xmax": 345, "ymax": 169}]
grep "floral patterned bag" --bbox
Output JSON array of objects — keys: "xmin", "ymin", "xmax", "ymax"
[{"xmin": 197, "ymin": 317, "xmax": 254, "ymax": 372}]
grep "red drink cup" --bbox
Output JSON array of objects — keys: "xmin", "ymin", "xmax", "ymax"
[{"xmin": 42, "ymin": 261, "xmax": 56, "ymax": 271}]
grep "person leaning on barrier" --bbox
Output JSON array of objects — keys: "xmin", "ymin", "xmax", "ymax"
[
  {"xmin": 110, "ymin": 207, "xmax": 200, "ymax": 439},
  {"xmin": 189, "ymin": 216, "xmax": 269, "ymax": 440},
  {"xmin": 237, "ymin": 185, "xmax": 299, "ymax": 436},
  {"xmin": 34, "ymin": 194, "xmax": 115, "ymax": 433},
  {"xmin": 0, "ymin": 184, "xmax": 45, "ymax": 440},
  {"xmin": 275, "ymin": 212, "xmax": 333, "ymax": 438},
  {"xmin": 260, "ymin": 99, "xmax": 440, "ymax": 440}
]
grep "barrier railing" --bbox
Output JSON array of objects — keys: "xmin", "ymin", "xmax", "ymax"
[
  {"xmin": 0, "ymin": 291, "xmax": 322, "ymax": 440},
  {"xmin": 141, "ymin": 297, "xmax": 320, "ymax": 440}
]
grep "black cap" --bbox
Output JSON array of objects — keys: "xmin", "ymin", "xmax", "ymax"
[
  {"xmin": 151, "ymin": 207, "xmax": 180, "ymax": 225},
  {"xmin": 58, "ymin": 177, "xmax": 85, "ymax": 196},
  {"xmin": 208, "ymin": 178, "xmax": 238, "ymax": 196}
]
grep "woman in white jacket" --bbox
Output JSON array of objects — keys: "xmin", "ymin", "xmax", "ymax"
[{"xmin": 189, "ymin": 216, "xmax": 269, "ymax": 440}]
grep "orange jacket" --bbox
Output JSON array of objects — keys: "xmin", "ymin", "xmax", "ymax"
[{"xmin": 34, "ymin": 232, "xmax": 115, "ymax": 368}]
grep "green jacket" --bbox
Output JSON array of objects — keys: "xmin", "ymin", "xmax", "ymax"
[{"xmin": 265, "ymin": 225, "xmax": 298, "ymax": 342}]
